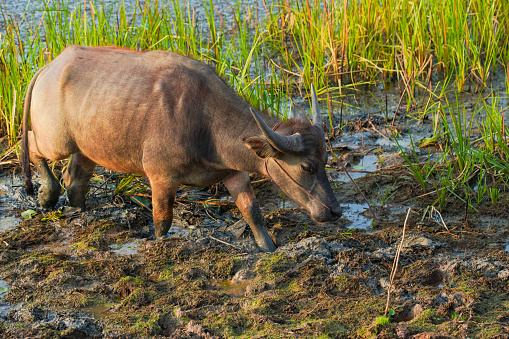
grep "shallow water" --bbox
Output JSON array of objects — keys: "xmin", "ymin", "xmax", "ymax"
[
  {"xmin": 217, "ymin": 279, "xmax": 252, "ymax": 297},
  {"xmin": 0, "ymin": 215, "xmax": 20, "ymax": 233},
  {"xmin": 0, "ymin": 279, "xmax": 8, "ymax": 297},
  {"xmin": 0, "ymin": 279, "xmax": 12, "ymax": 318},
  {"xmin": 342, "ymin": 203, "xmax": 373, "ymax": 230},
  {"xmin": 82, "ymin": 304, "xmax": 110, "ymax": 320},
  {"xmin": 0, "ymin": 175, "xmax": 24, "ymax": 233},
  {"xmin": 279, "ymin": 199, "xmax": 299, "ymax": 210},
  {"xmin": 109, "ymin": 241, "xmax": 140, "ymax": 256},
  {"xmin": 168, "ymin": 224, "xmax": 191, "ymax": 236},
  {"xmin": 329, "ymin": 154, "xmax": 379, "ymax": 183}
]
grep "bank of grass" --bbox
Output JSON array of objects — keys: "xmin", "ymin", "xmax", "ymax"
[
  {"xmin": 1, "ymin": 0, "xmax": 509, "ymax": 210},
  {"xmin": 1, "ymin": 0, "xmax": 509, "ymax": 144},
  {"xmin": 0, "ymin": 0, "xmax": 293, "ymax": 148},
  {"xmin": 264, "ymin": 0, "xmax": 509, "ymax": 98},
  {"xmin": 391, "ymin": 90, "xmax": 509, "ymax": 212}
]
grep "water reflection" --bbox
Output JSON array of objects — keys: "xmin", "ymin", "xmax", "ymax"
[
  {"xmin": 82, "ymin": 304, "xmax": 110, "ymax": 319},
  {"xmin": 0, "ymin": 280, "xmax": 12, "ymax": 318},
  {"xmin": 0, "ymin": 215, "xmax": 20, "ymax": 233},
  {"xmin": 330, "ymin": 154, "xmax": 379, "ymax": 183},
  {"xmin": 109, "ymin": 241, "xmax": 140, "ymax": 256},
  {"xmin": 343, "ymin": 203, "xmax": 373, "ymax": 230}
]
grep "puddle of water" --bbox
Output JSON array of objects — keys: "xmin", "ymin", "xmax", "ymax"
[
  {"xmin": 505, "ymin": 244, "xmax": 509, "ymax": 252},
  {"xmin": 217, "ymin": 280, "xmax": 252, "ymax": 297},
  {"xmin": 82, "ymin": 304, "xmax": 110, "ymax": 320},
  {"xmin": 279, "ymin": 199, "xmax": 299, "ymax": 210},
  {"xmin": 0, "ymin": 279, "xmax": 14, "ymax": 318},
  {"xmin": 0, "ymin": 215, "xmax": 20, "ymax": 233},
  {"xmin": 351, "ymin": 154, "xmax": 379, "ymax": 172},
  {"xmin": 109, "ymin": 241, "xmax": 140, "ymax": 256},
  {"xmin": 0, "ymin": 280, "xmax": 8, "ymax": 298},
  {"xmin": 375, "ymin": 134, "xmax": 412, "ymax": 148},
  {"xmin": 330, "ymin": 154, "xmax": 379, "ymax": 182},
  {"xmin": 169, "ymin": 224, "xmax": 191, "ymax": 236},
  {"xmin": 0, "ymin": 175, "xmax": 23, "ymax": 233},
  {"xmin": 343, "ymin": 203, "xmax": 373, "ymax": 229}
]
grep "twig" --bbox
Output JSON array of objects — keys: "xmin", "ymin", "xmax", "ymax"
[
  {"xmin": 392, "ymin": 92, "xmax": 405, "ymax": 127},
  {"xmin": 384, "ymin": 207, "xmax": 410, "ymax": 317},
  {"xmin": 341, "ymin": 169, "xmax": 373, "ymax": 174},
  {"xmin": 210, "ymin": 236, "xmax": 242, "ymax": 251},
  {"xmin": 435, "ymin": 231, "xmax": 460, "ymax": 239},
  {"xmin": 176, "ymin": 198, "xmax": 233, "ymax": 206},
  {"xmin": 276, "ymin": 255, "xmax": 313, "ymax": 283},
  {"xmin": 251, "ymin": 178, "xmax": 271, "ymax": 185},
  {"xmin": 367, "ymin": 120, "xmax": 391, "ymax": 141},
  {"xmin": 300, "ymin": 300, "xmax": 324, "ymax": 318},
  {"xmin": 430, "ymin": 206, "xmax": 449, "ymax": 231},
  {"xmin": 0, "ymin": 160, "xmax": 17, "ymax": 166}
]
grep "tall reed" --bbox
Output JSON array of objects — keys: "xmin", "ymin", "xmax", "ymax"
[
  {"xmin": 265, "ymin": 0, "xmax": 509, "ymax": 96},
  {"xmin": 0, "ymin": 0, "xmax": 288, "ymax": 147},
  {"xmin": 1, "ymin": 0, "xmax": 508, "ymax": 151}
]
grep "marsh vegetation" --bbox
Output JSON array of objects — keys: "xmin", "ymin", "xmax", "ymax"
[{"xmin": 0, "ymin": 0, "xmax": 509, "ymax": 337}]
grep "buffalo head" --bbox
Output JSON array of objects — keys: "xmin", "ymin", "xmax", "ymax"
[{"xmin": 243, "ymin": 85, "xmax": 342, "ymax": 223}]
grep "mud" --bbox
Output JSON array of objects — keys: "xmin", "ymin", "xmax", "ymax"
[{"xmin": 1, "ymin": 104, "xmax": 509, "ymax": 338}]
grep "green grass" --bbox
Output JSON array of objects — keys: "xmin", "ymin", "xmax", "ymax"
[
  {"xmin": 1, "ymin": 0, "xmax": 509, "ymax": 147},
  {"xmin": 0, "ymin": 0, "xmax": 288, "ymax": 148},
  {"xmin": 394, "ymin": 89, "xmax": 509, "ymax": 210}
]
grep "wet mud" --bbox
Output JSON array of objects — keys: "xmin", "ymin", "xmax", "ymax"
[{"xmin": 1, "ymin": 110, "xmax": 509, "ymax": 338}]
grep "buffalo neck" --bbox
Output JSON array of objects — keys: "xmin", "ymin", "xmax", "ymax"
[{"xmin": 215, "ymin": 105, "xmax": 283, "ymax": 175}]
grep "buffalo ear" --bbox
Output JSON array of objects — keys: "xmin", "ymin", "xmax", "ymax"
[{"xmin": 243, "ymin": 136, "xmax": 280, "ymax": 158}]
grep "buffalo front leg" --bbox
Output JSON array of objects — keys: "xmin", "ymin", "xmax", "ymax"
[
  {"xmin": 63, "ymin": 153, "xmax": 96, "ymax": 210},
  {"xmin": 148, "ymin": 178, "xmax": 177, "ymax": 239},
  {"xmin": 223, "ymin": 171, "xmax": 276, "ymax": 252}
]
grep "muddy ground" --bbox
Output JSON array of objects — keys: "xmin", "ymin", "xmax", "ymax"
[{"xmin": 1, "ymin": 109, "xmax": 509, "ymax": 338}]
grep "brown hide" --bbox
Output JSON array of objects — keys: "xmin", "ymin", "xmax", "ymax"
[{"xmin": 21, "ymin": 45, "xmax": 341, "ymax": 252}]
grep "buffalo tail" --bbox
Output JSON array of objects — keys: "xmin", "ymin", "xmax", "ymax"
[{"xmin": 21, "ymin": 66, "xmax": 45, "ymax": 196}]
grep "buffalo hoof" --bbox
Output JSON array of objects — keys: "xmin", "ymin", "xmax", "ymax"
[
  {"xmin": 154, "ymin": 220, "xmax": 171, "ymax": 239},
  {"xmin": 38, "ymin": 183, "xmax": 60, "ymax": 210},
  {"xmin": 257, "ymin": 236, "xmax": 277, "ymax": 252}
]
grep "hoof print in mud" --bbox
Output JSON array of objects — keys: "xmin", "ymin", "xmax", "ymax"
[{"xmin": 7, "ymin": 307, "xmax": 101, "ymax": 337}]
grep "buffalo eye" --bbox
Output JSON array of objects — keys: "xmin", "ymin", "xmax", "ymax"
[{"xmin": 301, "ymin": 164, "xmax": 315, "ymax": 174}]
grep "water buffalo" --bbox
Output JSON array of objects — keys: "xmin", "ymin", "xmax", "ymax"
[{"xmin": 20, "ymin": 45, "xmax": 342, "ymax": 252}]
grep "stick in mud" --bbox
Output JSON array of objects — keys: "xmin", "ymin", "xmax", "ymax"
[
  {"xmin": 276, "ymin": 255, "xmax": 314, "ymax": 284},
  {"xmin": 384, "ymin": 207, "xmax": 410, "ymax": 317},
  {"xmin": 209, "ymin": 236, "xmax": 243, "ymax": 251}
]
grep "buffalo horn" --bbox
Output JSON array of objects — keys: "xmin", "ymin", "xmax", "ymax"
[
  {"xmin": 249, "ymin": 108, "xmax": 303, "ymax": 153},
  {"xmin": 311, "ymin": 84, "xmax": 322, "ymax": 127}
]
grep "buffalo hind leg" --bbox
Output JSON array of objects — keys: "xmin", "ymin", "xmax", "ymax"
[
  {"xmin": 27, "ymin": 131, "xmax": 61, "ymax": 209},
  {"xmin": 148, "ymin": 177, "xmax": 177, "ymax": 239},
  {"xmin": 63, "ymin": 153, "xmax": 96, "ymax": 210},
  {"xmin": 223, "ymin": 171, "xmax": 276, "ymax": 252},
  {"xmin": 34, "ymin": 159, "xmax": 61, "ymax": 209}
]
